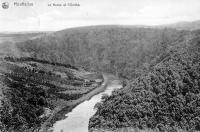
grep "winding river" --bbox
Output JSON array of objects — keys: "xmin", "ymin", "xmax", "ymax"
[{"xmin": 52, "ymin": 74, "xmax": 122, "ymax": 132}]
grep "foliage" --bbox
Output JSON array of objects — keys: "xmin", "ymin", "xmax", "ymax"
[
  {"xmin": 16, "ymin": 26, "xmax": 188, "ymax": 79},
  {"xmin": 89, "ymin": 32, "xmax": 200, "ymax": 131},
  {"xmin": 1, "ymin": 26, "xmax": 200, "ymax": 131},
  {"xmin": 0, "ymin": 57, "xmax": 98, "ymax": 131}
]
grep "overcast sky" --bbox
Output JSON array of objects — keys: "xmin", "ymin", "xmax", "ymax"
[{"xmin": 0, "ymin": 0, "xmax": 200, "ymax": 31}]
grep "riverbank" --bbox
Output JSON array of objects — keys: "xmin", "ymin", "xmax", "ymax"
[
  {"xmin": 38, "ymin": 74, "xmax": 115, "ymax": 132},
  {"xmin": 52, "ymin": 74, "xmax": 122, "ymax": 132},
  {"xmin": 0, "ymin": 56, "xmax": 107, "ymax": 132}
]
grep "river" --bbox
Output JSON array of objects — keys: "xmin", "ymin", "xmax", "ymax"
[{"xmin": 52, "ymin": 75, "xmax": 122, "ymax": 132}]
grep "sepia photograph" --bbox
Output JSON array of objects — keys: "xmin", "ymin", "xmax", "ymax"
[{"xmin": 0, "ymin": 0, "xmax": 200, "ymax": 132}]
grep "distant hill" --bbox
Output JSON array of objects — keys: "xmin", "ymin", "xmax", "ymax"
[
  {"xmin": 0, "ymin": 32, "xmax": 48, "ymax": 43},
  {"xmin": 0, "ymin": 32, "xmax": 48, "ymax": 57},
  {"xmin": 157, "ymin": 20, "xmax": 200, "ymax": 31},
  {"xmin": 16, "ymin": 25, "xmax": 189, "ymax": 79}
]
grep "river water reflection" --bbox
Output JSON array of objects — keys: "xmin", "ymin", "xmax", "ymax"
[{"xmin": 53, "ymin": 77, "xmax": 122, "ymax": 132}]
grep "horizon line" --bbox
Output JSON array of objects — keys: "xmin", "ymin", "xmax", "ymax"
[{"xmin": 0, "ymin": 19, "xmax": 199, "ymax": 33}]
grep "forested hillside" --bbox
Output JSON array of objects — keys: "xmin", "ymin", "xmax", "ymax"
[
  {"xmin": 16, "ymin": 26, "xmax": 188, "ymax": 79},
  {"xmin": 0, "ymin": 56, "xmax": 102, "ymax": 131},
  {"xmin": 1, "ymin": 26, "xmax": 200, "ymax": 132},
  {"xmin": 89, "ymin": 31, "xmax": 200, "ymax": 131},
  {"xmin": 159, "ymin": 20, "xmax": 200, "ymax": 31}
]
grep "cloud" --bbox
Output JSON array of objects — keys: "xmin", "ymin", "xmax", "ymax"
[{"xmin": 1, "ymin": 0, "xmax": 200, "ymax": 31}]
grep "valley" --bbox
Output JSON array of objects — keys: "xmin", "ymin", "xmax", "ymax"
[{"xmin": 0, "ymin": 24, "xmax": 200, "ymax": 132}]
